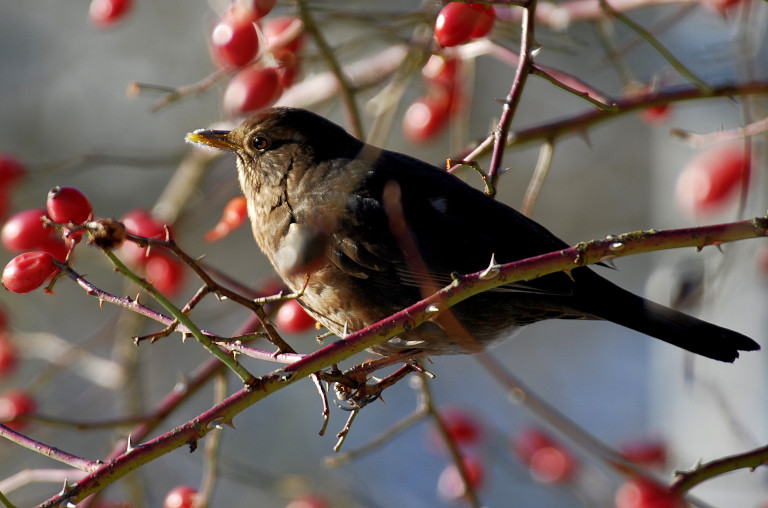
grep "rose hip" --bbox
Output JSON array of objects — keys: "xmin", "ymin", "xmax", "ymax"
[
  {"xmin": 2, "ymin": 251, "xmax": 59, "ymax": 294},
  {"xmin": 46, "ymin": 186, "xmax": 93, "ymax": 225}
]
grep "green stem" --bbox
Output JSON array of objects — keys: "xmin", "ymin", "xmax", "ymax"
[{"xmin": 103, "ymin": 249, "xmax": 256, "ymax": 385}]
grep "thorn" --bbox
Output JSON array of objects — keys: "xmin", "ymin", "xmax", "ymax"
[
  {"xmin": 174, "ymin": 373, "xmax": 190, "ymax": 393},
  {"xmin": 342, "ymin": 322, "xmax": 349, "ymax": 338},
  {"xmin": 58, "ymin": 477, "xmax": 76, "ymax": 496},
  {"xmin": 426, "ymin": 304, "xmax": 440, "ymax": 314},
  {"xmin": 98, "ymin": 298, "xmax": 104, "ymax": 309},
  {"xmin": 207, "ymin": 417, "xmax": 225, "ymax": 430},
  {"xmin": 125, "ymin": 434, "xmax": 135, "ymax": 453},
  {"xmin": 479, "ymin": 253, "xmax": 501, "ymax": 280},
  {"xmin": 563, "ymin": 269, "xmax": 575, "ymax": 282},
  {"xmin": 577, "ymin": 128, "xmax": 592, "ymax": 148}
]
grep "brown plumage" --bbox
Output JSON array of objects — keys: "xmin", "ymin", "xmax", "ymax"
[{"xmin": 186, "ymin": 107, "xmax": 759, "ymax": 362}]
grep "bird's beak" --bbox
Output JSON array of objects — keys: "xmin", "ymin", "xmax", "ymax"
[{"xmin": 185, "ymin": 129, "xmax": 240, "ymax": 152}]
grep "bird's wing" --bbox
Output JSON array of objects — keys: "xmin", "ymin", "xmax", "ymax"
[{"xmin": 323, "ymin": 150, "xmax": 578, "ymax": 297}]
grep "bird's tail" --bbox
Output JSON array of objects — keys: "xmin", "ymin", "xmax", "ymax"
[{"xmin": 574, "ymin": 275, "xmax": 760, "ymax": 363}]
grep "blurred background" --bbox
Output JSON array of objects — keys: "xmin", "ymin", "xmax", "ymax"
[{"xmin": 0, "ymin": 1, "xmax": 767, "ymax": 506}]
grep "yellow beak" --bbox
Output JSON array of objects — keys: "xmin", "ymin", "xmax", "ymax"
[{"xmin": 185, "ymin": 129, "xmax": 240, "ymax": 152}]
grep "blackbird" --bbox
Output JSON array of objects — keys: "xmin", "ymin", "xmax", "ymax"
[{"xmin": 186, "ymin": 107, "xmax": 759, "ymax": 362}]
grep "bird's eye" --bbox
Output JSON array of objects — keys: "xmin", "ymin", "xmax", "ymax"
[{"xmin": 250, "ymin": 135, "xmax": 271, "ymax": 152}]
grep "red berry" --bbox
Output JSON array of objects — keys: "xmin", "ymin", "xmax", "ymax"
[
  {"xmin": 119, "ymin": 209, "xmax": 169, "ymax": 266},
  {"xmin": 429, "ymin": 407, "xmax": 484, "ymax": 452},
  {"xmin": 529, "ymin": 445, "xmax": 577, "ymax": 483},
  {"xmin": 512, "ymin": 427, "xmax": 577, "ymax": 484},
  {"xmin": 2, "ymin": 251, "xmax": 59, "ymax": 294},
  {"xmin": 163, "ymin": 486, "xmax": 198, "ymax": 508},
  {"xmin": 0, "ymin": 153, "xmax": 25, "ymax": 187},
  {"xmin": 422, "ymin": 55, "xmax": 460, "ymax": 91},
  {"xmin": 402, "ymin": 91, "xmax": 452, "ymax": 143},
  {"xmin": 89, "ymin": 0, "xmax": 133, "ymax": 27},
  {"xmin": 234, "ymin": 0, "xmax": 276, "ymax": 20},
  {"xmin": 204, "ymin": 196, "xmax": 249, "ymax": 242},
  {"xmin": 436, "ymin": 456, "xmax": 485, "ymax": 502},
  {"xmin": 675, "ymin": 143, "xmax": 750, "ymax": 217},
  {"xmin": 0, "ymin": 334, "xmax": 18, "ymax": 377},
  {"xmin": 122, "ymin": 209, "xmax": 167, "ymax": 239},
  {"xmin": 223, "ymin": 66, "xmax": 282, "ymax": 114},
  {"xmin": 274, "ymin": 299, "xmax": 316, "ymax": 333},
  {"xmin": 145, "ymin": 252, "xmax": 185, "ymax": 296},
  {"xmin": 1, "ymin": 209, "xmax": 52, "ymax": 252},
  {"xmin": 640, "ymin": 104, "xmax": 672, "ymax": 125},
  {"xmin": 39, "ymin": 237, "xmax": 69, "ymax": 263},
  {"xmin": 469, "ymin": 4, "xmax": 496, "ymax": 38},
  {"xmin": 0, "ymin": 389, "xmax": 36, "ymax": 431},
  {"xmin": 211, "ymin": 9, "xmax": 260, "ymax": 68},
  {"xmin": 434, "ymin": 3, "xmax": 483, "ymax": 47},
  {"xmin": 615, "ymin": 478, "xmax": 686, "ymax": 508},
  {"xmin": 46, "ymin": 186, "xmax": 93, "ymax": 225},
  {"xmin": 619, "ymin": 438, "xmax": 668, "ymax": 469},
  {"xmin": 262, "ymin": 16, "xmax": 305, "ymax": 54},
  {"xmin": 285, "ymin": 494, "xmax": 332, "ymax": 508},
  {"xmin": 701, "ymin": 0, "xmax": 742, "ymax": 14},
  {"xmin": 273, "ymin": 48, "xmax": 301, "ymax": 89}
]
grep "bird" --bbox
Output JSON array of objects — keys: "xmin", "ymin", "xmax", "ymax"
[{"xmin": 185, "ymin": 107, "xmax": 759, "ymax": 363}]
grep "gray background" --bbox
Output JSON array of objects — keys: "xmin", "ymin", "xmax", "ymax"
[{"xmin": 0, "ymin": 1, "xmax": 766, "ymax": 506}]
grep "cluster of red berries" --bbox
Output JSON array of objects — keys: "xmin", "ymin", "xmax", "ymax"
[
  {"xmin": 401, "ymin": 3, "xmax": 497, "ymax": 144},
  {"xmin": 1, "ymin": 179, "xmax": 187, "ymax": 296},
  {"xmin": 1, "ymin": 186, "xmax": 93, "ymax": 294},
  {"xmin": 403, "ymin": 55, "xmax": 463, "ymax": 144},
  {"xmin": 118, "ymin": 209, "xmax": 186, "ymax": 296},
  {"xmin": 209, "ymin": 2, "xmax": 305, "ymax": 115},
  {"xmin": 427, "ymin": 407, "xmax": 684, "ymax": 507}
]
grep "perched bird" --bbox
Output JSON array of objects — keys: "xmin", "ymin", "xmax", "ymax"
[{"xmin": 186, "ymin": 107, "xmax": 759, "ymax": 362}]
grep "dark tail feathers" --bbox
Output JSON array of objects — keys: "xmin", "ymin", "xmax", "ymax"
[{"xmin": 576, "ymin": 278, "xmax": 760, "ymax": 363}]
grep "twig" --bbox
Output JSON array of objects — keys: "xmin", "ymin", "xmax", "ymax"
[
  {"xmin": 504, "ymin": 82, "xmax": 768, "ymax": 148},
  {"xmin": 0, "ymin": 424, "xmax": 99, "ymax": 473},
  {"xmin": 486, "ymin": 0, "xmax": 539, "ymax": 195},
  {"xmin": 671, "ymin": 444, "xmax": 768, "ymax": 494},
  {"xmin": 37, "ymin": 217, "xmax": 768, "ymax": 505},
  {"xmin": 521, "ymin": 140, "xmax": 555, "ymax": 216},
  {"xmin": 333, "ymin": 409, "xmax": 360, "ymax": 452},
  {"xmin": 194, "ymin": 373, "xmax": 227, "ymax": 508},
  {"xmin": 297, "ymin": 0, "xmax": 365, "ymax": 140},
  {"xmin": 150, "ymin": 235, "xmax": 296, "ymax": 355},
  {"xmin": 128, "ymin": 67, "xmax": 231, "ymax": 113},
  {"xmin": 311, "ymin": 373, "xmax": 331, "ymax": 436},
  {"xmin": 598, "ymin": 0, "xmax": 712, "ymax": 93},
  {"xmin": 420, "ymin": 372, "xmax": 484, "ymax": 508},
  {"xmin": 672, "ymin": 116, "xmax": 768, "ymax": 146},
  {"xmin": 324, "ymin": 406, "xmax": 428, "ymax": 467},
  {"xmin": 101, "ymin": 249, "xmax": 257, "ymax": 385}
]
